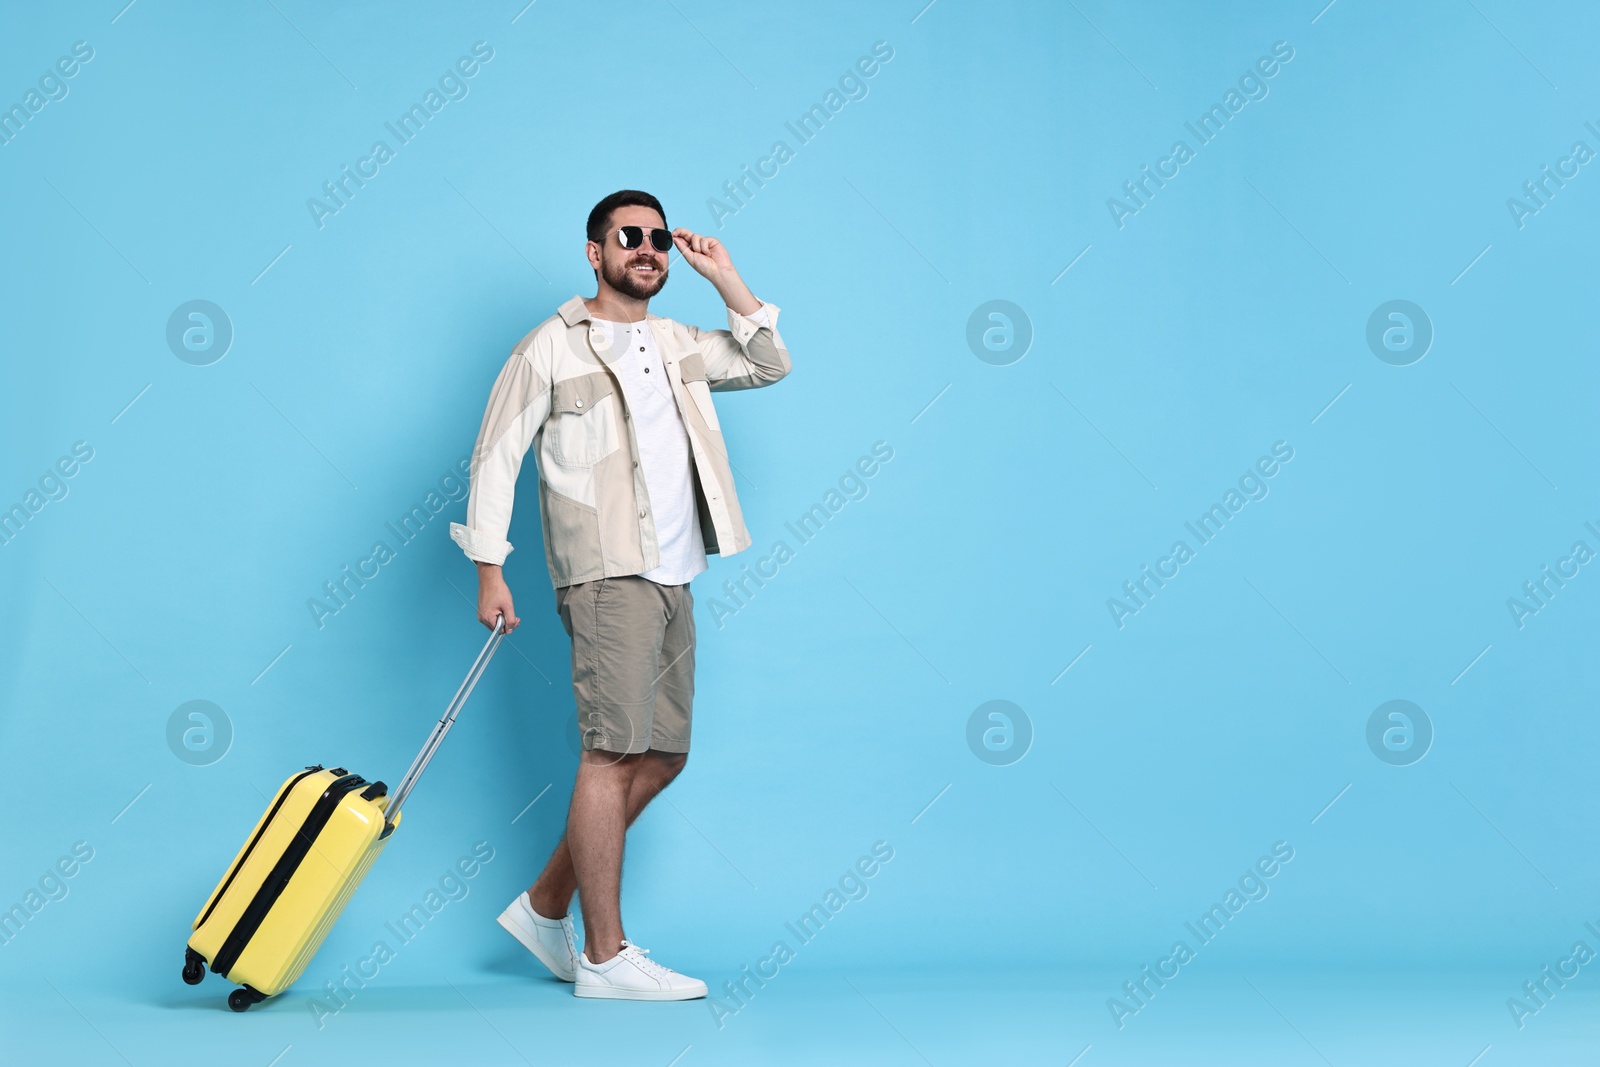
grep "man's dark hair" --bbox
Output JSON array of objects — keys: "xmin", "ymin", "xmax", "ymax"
[{"xmin": 586, "ymin": 190, "xmax": 667, "ymax": 244}]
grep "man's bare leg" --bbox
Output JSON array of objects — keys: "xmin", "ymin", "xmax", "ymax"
[{"xmin": 527, "ymin": 749, "xmax": 687, "ymax": 961}]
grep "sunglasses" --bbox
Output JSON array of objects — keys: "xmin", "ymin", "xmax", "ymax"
[{"xmin": 606, "ymin": 225, "xmax": 674, "ymax": 253}]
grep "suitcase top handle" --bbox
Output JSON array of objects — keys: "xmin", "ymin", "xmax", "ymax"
[{"xmin": 384, "ymin": 615, "xmax": 506, "ymax": 831}]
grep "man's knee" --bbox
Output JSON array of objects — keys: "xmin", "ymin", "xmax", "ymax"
[{"xmin": 651, "ymin": 750, "xmax": 688, "ymax": 783}]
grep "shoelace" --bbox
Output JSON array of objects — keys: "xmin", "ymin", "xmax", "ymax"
[{"xmin": 619, "ymin": 940, "xmax": 673, "ymax": 979}]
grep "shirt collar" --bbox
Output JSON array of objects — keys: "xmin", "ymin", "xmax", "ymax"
[{"xmin": 559, "ymin": 295, "xmax": 662, "ymax": 329}]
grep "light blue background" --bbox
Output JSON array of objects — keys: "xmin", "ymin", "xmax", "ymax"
[{"xmin": 3, "ymin": 1, "xmax": 1598, "ymax": 1063}]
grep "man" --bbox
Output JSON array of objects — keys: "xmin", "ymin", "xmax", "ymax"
[{"xmin": 449, "ymin": 190, "xmax": 790, "ymax": 1000}]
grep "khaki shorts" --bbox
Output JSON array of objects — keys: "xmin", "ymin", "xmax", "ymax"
[{"xmin": 553, "ymin": 575, "xmax": 696, "ymax": 755}]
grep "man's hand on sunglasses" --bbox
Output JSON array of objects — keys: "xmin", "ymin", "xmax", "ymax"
[{"xmin": 671, "ymin": 228, "xmax": 734, "ymax": 280}]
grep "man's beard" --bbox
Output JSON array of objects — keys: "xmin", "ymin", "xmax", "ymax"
[{"xmin": 604, "ymin": 255, "xmax": 668, "ymax": 299}]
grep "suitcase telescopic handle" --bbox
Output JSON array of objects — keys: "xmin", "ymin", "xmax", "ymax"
[{"xmin": 385, "ymin": 614, "xmax": 507, "ymax": 830}]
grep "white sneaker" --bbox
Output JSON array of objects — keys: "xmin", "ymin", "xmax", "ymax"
[
  {"xmin": 496, "ymin": 892, "xmax": 579, "ymax": 982},
  {"xmin": 574, "ymin": 940, "xmax": 708, "ymax": 1001}
]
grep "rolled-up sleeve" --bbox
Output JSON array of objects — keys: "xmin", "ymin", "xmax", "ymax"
[
  {"xmin": 449, "ymin": 346, "xmax": 551, "ymax": 566},
  {"xmin": 686, "ymin": 299, "xmax": 791, "ymax": 391}
]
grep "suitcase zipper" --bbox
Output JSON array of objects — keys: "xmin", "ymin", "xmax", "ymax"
[
  {"xmin": 211, "ymin": 773, "xmax": 367, "ymax": 978},
  {"xmin": 196, "ymin": 766, "xmax": 331, "ymax": 931}
]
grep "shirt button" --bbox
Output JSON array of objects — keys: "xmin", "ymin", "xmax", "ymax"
[
  {"xmin": 633, "ymin": 461, "xmax": 639, "ymax": 468},
  {"xmin": 575, "ymin": 399, "xmax": 583, "ymax": 408},
  {"xmin": 639, "ymin": 508, "xmax": 647, "ymax": 518}
]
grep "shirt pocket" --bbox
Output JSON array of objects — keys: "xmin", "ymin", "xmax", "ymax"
[
  {"xmin": 548, "ymin": 372, "xmax": 620, "ymax": 468},
  {"xmin": 677, "ymin": 351, "xmax": 718, "ymax": 421},
  {"xmin": 678, "ymin": 351, "xmax": 709, "ymax": 385}
]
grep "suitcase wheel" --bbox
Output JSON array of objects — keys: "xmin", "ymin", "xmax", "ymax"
[
  {"xmin": 228, "ymin": 987, "xmax": 266, "ymax": 1012},
  {"xmin": 182, "ymin": 948, "xmax": 206, "ymax": 986}
]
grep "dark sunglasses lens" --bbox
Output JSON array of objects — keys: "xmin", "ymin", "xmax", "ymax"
[
  {"xmin": 648, "ymin": 228, "xmax": 672, "ymax": 252},
  {"xmin": 618, "ymin": 226, "xmax": 643, "ymax": 249}
]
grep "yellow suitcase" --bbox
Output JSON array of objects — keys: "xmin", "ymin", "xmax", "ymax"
[{"xmin": 182, "ymin": 618, "xmax": 505, "ymax": 1011}]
